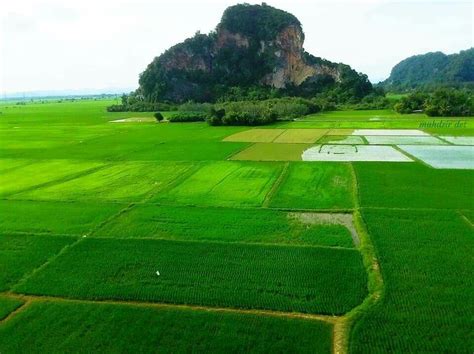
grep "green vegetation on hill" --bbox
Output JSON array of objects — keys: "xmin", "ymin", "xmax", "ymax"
[
  {"xmin": 135, "ymin": 3, "xmax": 374, "ymax": 105},
  {"xmin": 381, "ymin": 48, "xmax": 474, "ymax": 91},
  {"xmin": 219, "ymin": 3, "xmax": 301, "ymax": 41}
]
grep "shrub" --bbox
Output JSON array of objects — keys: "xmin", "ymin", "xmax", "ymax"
[
  {"xmin": 266, "ymin": 97, "xmax": 320, "ymax": 117},
  {"xmin": 106, "ymin": 101, "xmax": 177, "ymax": 112},
  {"xmin": 313, "ymin": 97, "xmax": 337, "ymax": 111},
  {"xmin": 206, "ymin": 108, "xmax": 226, "ymax": 126},
  {"xmin": 207, "ymin": 97, "xmax": 318, "ymax": 126},
  {"xmin": 351, "ymin": 94, "xmax": 391, "ymax": 110},
  {"xmin": 393, "ymin": 89, "xmax": 473, "ymax": 116},
  {"xmin": 154, "ymin": 112, "xmax": 164, "ymax": 122},
  {"xmin": 106, "ymin": 104, "xmax": 127, "ymax": 112},
  {"xmin": 394, "ymin": 92, "xmax": 428, "ymax": 113},
  {"xmin": 210, "ymin": 101, "xmax": 276, "ymax": 126},
  {"xmin": 221, "ymin": 109, "xmax": 277, "ymax": 126},
  {"xmin": 168, "ymin": 112, "xmax": 207, "ymax": 123},
  {"xmin": 178, "ymin": 101, "xmax": 213, "ymax": 112},
  {"xmin": 424, "ymin": 89, "xmax": 473, "ymax": 116}
]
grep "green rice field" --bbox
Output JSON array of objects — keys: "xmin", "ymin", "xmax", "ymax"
[
  {"xmin": 0, "ymin": 297, "xmax": 24, "ymax": 321},
  {"xmin": 95, "ymin": 204, "xmax": 355, "ymax": 248},
  {"xmin": 0, "ymin": 300, "xmax": 332, "ymax": 353},
  {"xmin": 350, "ymin": 209, "xmax": 473, "ymax": 353},
  {"xmin": 15, "ymin": 238, "xmax": 367, "ymax": 315},
  {"xmin": 0, "ymin": 99, "xmax": 473, "ymax": 353}
]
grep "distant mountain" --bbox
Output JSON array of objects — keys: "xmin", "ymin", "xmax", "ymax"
[
  {"xmin": 1, "ymin": 87, "xmax": 134, "ymax": 100},
  {"xmin": 380, "ymin": 48, "xmax": 474, "ymax": 91},
  {"xmin": 137, "ymin": 3, "xmax": 373, "ymax": 103}
]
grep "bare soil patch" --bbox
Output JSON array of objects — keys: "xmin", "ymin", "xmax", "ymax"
[{"xmin": 288, "ymin": 212, "xmax": 360, "ymax": 247}]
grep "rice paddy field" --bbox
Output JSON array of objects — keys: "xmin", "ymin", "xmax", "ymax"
[{"xmin": 0, "ymin": 99, "xmax": 473, "ymax": 353}]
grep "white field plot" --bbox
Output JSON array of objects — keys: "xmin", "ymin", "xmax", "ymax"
[
  {"xmin": 110, "ymin": 117, "xmax": 156, "ymax": 123},
  {"xmin": 440, "ymin": 136, "xmax": 474, "ymax": 146},
  {"xmin": 302, "ymin": 145, "xmax": 413, "ymax": 162},
  {"xmin": 325, "ymin": 136, "xmax": 365, "ymax": 144},
  {"xmin": 365, "ymin": 136, "xmax": 446, "ymax": 145},
  {"xmin": 353, "ymin": 129, "xmax": 429, "ymax": 136},
  {"xmin": 398, "ymin": 145, "xmax": 474, "ymax": 169}
]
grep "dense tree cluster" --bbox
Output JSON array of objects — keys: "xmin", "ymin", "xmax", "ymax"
[
  {"xmin": 393, "ymin": 92, "xmax": 429, "ymax": 113},
  {"xmin": 168, "ymin": 112, "xmax": 208, "ymax": 122},
  {"xmin": 424, "ymin": 89, "xmax": 473, "ymax": 116},
  {"xmin": 106, "ymin": 93, "xmax": 175, "ymax": 112},
  {"xmin": 207, "ymin": 97, "xmax": 319, "ymax": 126},
  {"xmin": 148, "ymin": 97, "xmax": 321, "ymax": 126},
  {"xmin": 394, "ymin": 89, "xmax": 473, "ymax": 116}
]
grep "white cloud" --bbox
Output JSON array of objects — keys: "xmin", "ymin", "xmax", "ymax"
[{"xmin": 1, "ymin": 0, "xmax": 472, "ymax": 93}]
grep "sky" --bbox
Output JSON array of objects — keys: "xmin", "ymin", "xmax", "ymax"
[{"xmin": 1, "ymin": 0, "xmax": 472, "ymax": 94}]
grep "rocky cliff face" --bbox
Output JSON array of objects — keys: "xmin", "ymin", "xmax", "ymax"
[
  {"xmin": 161, "ymin": 24, "xmax": 340, "ymax": 89},
  {"xmin": 260, "ymin": 25, "xmax": 341, "ymax": 88},
  {"xmin": 138, "ymin": 4, "xmax": 369, "ymax": 102},
  {"xmin": 160, "ymin": 47, "xmax": 212, "ymax": 73}
]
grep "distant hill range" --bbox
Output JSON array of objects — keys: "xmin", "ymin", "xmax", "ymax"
[
  {"xmin": 137, "ymin": 3, "xmax": 373, "ymax": 103},
  {"xmin": 380, "ymin": 48, "xmax": 474, "ymax": 91},
  {"xmin": 1, "ymin": 87, "xmax": 134, "ymax": 100}
]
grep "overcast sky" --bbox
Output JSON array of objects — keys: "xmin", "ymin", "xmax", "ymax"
[{"xmin": 1, "ymin": 0, "xmax": 472, "ymax": 94}]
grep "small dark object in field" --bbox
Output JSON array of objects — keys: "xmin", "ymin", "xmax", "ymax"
[{"xmin": 154, "ymin": 112, "xmax": 164, "ymax": 122}]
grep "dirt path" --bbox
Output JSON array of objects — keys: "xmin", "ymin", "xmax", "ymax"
[
  {"xmin": 2, "ymin": 293, "xmax": 339, "ymax": 324},
  {"xmin": 262, "ymin": 162, "xmax": 290, "ymax": 207},
  {"xmin": 332, "ymin": 164, "xmax": 385, "ymax": 354},
  {"xmin": 0, "ymin": 298, "xmax": 31, "ymax": 324},
  {"xmin": 458, "ymin": 211, "xmax": 473, "ymax": 228}
]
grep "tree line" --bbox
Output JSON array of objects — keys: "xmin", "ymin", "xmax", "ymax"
[{"xmin": 394, "ymin": 89, "xmax": 473, "ymax": 116}]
